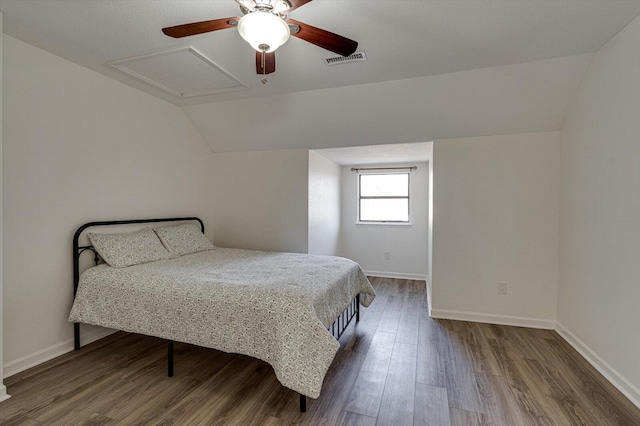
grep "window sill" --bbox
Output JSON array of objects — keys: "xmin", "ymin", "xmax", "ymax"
[{"xmin": 356, "ymin": 221, "xmax": 412, "ymax": 226}]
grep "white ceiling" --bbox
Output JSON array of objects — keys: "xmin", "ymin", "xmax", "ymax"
[
  {"xmin": 2, "ymin": 0, "xmax": 640, "ymax": 107},
  {"xmin": 3, "ymin": 1, "xmax": 640, "ymax": 158},
  {"xmin": 314, "ymin": 142, "xmax": 431, "ymax": 166},
  {"xmin": 184, "ymin": 53, "xmax": 592, "ymax": 152}
]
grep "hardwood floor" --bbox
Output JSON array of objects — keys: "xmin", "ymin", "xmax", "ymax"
[{"xmin": 2, "ymin": 277, "xmax": 639, "ymax": 425}]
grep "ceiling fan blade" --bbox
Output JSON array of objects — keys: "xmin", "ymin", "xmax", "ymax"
[
  {"xmin": 287, "ymin": 19, "xmax": 357, "ymax": 57},
  {"xmin": 162, "ymin": 17, "xmax": 239, "ymax": 38},
  {"xmin": 286, "ymin": 0, "xmax": 313, "ymax": 13},
  {"xmin": 256, "ymin": 51, "xmax": 276, "ymax": 74}
]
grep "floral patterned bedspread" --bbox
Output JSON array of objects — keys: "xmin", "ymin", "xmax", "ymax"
[{"xmin": 69, "ymin": 248, "xmax": 375, "ymax": 398}]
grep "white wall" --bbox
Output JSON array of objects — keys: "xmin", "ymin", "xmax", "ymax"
[
  {"xmin": 558, "ymin": 14, "xmax": 640, "ymax": 405},
  {"xmin": 0, "ymin": 12, "xmax": 8, "ymax": 402},
  {"xmin": 308, "ymin": 151, "xmax": 341, "ymax": 256},
  {"xmin": 427, "ymin": 143, "xmax": 434, "ymax": 313},
  {"xmin": 212, "ymin": 149, "xmax": 309, "ymax": 253},
  {"xmin": 340, "ymin": 163, "xmax": 429, "ymax": 279},
  {"xmin": 431, "ymin": 132, "xmax": 560, "ymax": 328},
  {"xmin": 2, "ymin": 35, "xmax": 215, "ymax": 375}
]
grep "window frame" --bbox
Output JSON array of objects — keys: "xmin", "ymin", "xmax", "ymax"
[{"xmin": 357, "ymin": 171, "xmax": 411, "ymax": 225}]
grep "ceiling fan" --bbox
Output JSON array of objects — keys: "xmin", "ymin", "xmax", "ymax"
[{"xmin": 162, "ymin": 0, "xmax": 358, "ymax": 75}]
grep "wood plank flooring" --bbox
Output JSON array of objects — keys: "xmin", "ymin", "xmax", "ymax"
[{"xmin": 2, "ymin": 277, "xmax": 639, "ymax": 425}]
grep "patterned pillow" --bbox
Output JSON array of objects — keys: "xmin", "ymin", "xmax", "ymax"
[
  {"xmin": 154, "ymin": 223, "xmax": 214, "ymax": 256},
  {"xmin": 88, "ymin": 228, "xmax": 174, "ymax": 268}
]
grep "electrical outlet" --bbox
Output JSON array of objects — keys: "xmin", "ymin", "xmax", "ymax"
[
  {"xmin": 497, "ymin": 282, "xmax": 507, "ymax": 295},
  {"xmin": 384, "ymin": 251, "xmax": 391, "ymax": 260}
]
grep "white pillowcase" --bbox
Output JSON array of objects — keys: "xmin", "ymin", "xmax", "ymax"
[
  {"xmin": 154, "ymin": 222, "xmax": 214, "ymax": 256},
  {"xmin": 88, "ymin": 228, "xmax": 174, "ymax": 268}
]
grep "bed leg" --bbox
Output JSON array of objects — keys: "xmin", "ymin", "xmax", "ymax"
[
  {"xmin": 356, "ymin": 294, "xmax": 360, "ymax": 322},
  {"xmin": 299, "ymin": 394, "xmax": 307, "ymax": 413},
  {"xmin": 168, "ymin": 340, "xmax": 174, "ymax": 377},
  {"xmin": 74, "ymin": 323, "xmax": 80, "ymax": 350}
]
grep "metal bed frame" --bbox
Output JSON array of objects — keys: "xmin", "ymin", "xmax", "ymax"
[{"xmin": 72, "ymin": 217, "xmax": 360, "ymax": 413}]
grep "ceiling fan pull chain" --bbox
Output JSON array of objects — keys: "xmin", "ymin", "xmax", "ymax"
[{"xmin": 261, "ymin": 50, "xmax": 266, "ymax": 74}]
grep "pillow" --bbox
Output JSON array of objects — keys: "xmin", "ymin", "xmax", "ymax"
[
  {"xmin": 154, "ymin": 222, "xmax": 214, "ymax": 256},
  {"xmin": 88, "ymin": 228, "xmax": 174, "ymax": 268}
]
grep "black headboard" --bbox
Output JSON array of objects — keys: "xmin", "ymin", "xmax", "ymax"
[
  {"xmin": 72, "ymin": 217, "xmax": 204, "ymax": 297},
  {"xmin": 72, "ymin": 217, "xmax": 204, "ymax": 350}
]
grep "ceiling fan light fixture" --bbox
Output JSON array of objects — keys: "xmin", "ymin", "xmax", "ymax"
[{"xmin": 238, "ymin": 11, "xmax": 290, "ymax": 53}]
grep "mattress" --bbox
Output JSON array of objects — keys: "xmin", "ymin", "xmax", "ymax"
[{"xmin": 69, "ymin": 247, "xmax": 375, "ymax": 398}]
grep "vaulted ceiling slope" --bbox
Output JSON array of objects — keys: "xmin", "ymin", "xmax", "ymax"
[
  {"xmin": 2, "ymin": 1, "xmax": 639, "ymax": 153},
  {"xmin": 185, "ymin": 53, "xmax": 592, "ymax": 152},
  {"xmin": 1, "ymin": 0, "xmax": 639, "ymax": 106}
]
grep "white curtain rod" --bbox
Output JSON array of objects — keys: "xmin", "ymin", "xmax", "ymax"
[{"xmin": 350, "ymin": 166, "xmax": 417, "ymax": 172}]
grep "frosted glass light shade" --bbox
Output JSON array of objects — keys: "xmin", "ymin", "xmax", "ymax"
[{"xmin": 238, "ymin": 11, "xmax": 290, "ymax": 53}]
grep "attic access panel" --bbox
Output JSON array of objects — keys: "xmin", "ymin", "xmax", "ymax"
[{"xmin": 109, "ymin": 46, "xmax": 247, "ymax": 97}]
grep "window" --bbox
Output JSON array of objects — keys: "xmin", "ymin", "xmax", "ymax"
[{"xmin": 358, "ymin": 172, "xmax": 410, "ymax": 223}]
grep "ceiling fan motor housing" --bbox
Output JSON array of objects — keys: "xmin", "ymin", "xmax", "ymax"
[{"xmin": 252, "ymin": 0, "xmax": 291, "ymax": 14}]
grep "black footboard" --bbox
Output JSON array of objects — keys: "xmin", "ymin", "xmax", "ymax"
[
  {"xmin": 299, "ymin": 293, "xmax": 361, "ymax": 412},
  {"xmin": 330, "ymin": 293, "xmax": 360, "ymax": 340}
]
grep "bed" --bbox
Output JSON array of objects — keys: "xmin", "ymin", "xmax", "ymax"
[{"xmin": 69, "ymin": 217, "xmax": 375, "ymax": 412}]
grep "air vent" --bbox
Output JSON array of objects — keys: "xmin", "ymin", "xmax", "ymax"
[{"xmin": 322, "ymin": 51, "xmax": 367, "ymax": 66}]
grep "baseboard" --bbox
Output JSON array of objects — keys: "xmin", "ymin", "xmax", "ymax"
[
  {"xmin": 3, "ymin": 327, "xmax": 116, "ymax": 378},
  {"xmin": 426, "ymin": 276, "xmax": 433, "ymax": 316},
  {"xmin": 556, "ymin": 322, "xmax": 640, "ymax": 409},
  {"xmin": 364, "ymin": 271, "xmax": 428, "ymax": 281},
  {"xmin": 0, "ymin": 384, "xmax": 10, "ymax": 402},
  {"xmin": 430, "ymin": 308, "xmax": 556, "ymax": 329}
]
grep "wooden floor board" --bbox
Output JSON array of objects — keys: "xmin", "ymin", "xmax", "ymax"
[
  {"xmin": 449, "ymin": 407, "xmax": 488, "ymax": 426},
  {"xmin": 342, "ymin": 276, "xmax": 391, "ymax": 355},
  {"xmin": 342, "ymin": 295, "xmax": 388, "ymax": 354},
  {"xmin": 442, "ymin": 327, "xmax": 485, "ymax": 413},
  {"xmin": 475, "ymin": 371, "xmax": 542, "ymax": 426},
  {"xmin": 414, "ymin": 383, "xmax": 450, "ymax": 426},
  {"xmin": 375, "ymin": 342, "xmax": 417, "ymax": 425},
  {"xmin": 306, "ymin": 349, "xmax": 367, "ymax": 425},
  {"xmin": 375, "ymin": 294, "xmax": 404, "ymax": 334},
  {"xmin": 416, "ymin": 304, "xmax": 448, "ymax": 388},
  {"xmin": 395, "ymin": 291, "xmax": 420, "ymax": 345},
  {"xmin": 344, "ymin": 330, "xmax": 395, "ymax": 417},
  {"xmin": 2, "ymin": 276, "xmax": 639, "ymax": 425},
  {"xmin": 337, "ymin": 411, "xmax": 377, "ymax": 426},
  {"xmin": 486, "ymin": 337, "xmax": 532, "ymax": 393},
  {"xmin": 508, "ymin": 357, "xmax": 571, "ymax": 425}
]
